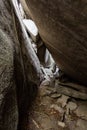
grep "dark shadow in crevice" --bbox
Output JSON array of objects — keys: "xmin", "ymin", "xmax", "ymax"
[
  {"xmin": 17, "ymin": 81, "xmax": 38, "ymax": 130},
  {"xmin": 14, "ymin": 54, "xmax": 38, "ymax": 130}
]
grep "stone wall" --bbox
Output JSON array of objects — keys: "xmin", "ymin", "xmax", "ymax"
[{"xmin": 0, "ymin": 0, "xmax": 39, "ymax": 130}]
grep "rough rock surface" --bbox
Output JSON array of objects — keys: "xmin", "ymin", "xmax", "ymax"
[
  {"xmin": 1, "ymin": 1, "xmax": 87, "ymax": 130},
  {"xmin": 27, "ymin": 81, "xmax": 87, "ymax": 130},
  {"xmin": 0, "ymin": 1, "xmax": 40, "ymax": 130},
  {"xmin": 0, "ymin": 29, "xmax": 18, "ymax": 130},
  {"xmin": 0, "ymin": 1, "xmax": 19, "ymax": 130},
  {"xmin": 25, "ymin": 0, "xmax": 87, "ymax": 85}
]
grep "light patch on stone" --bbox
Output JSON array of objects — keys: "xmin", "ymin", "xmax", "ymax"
[
  {"xmin": 50, "ymin": 104, "xmax": 64, "ymax": 113},
  {"xmin": 57, "ymin": 95, "xmax": 69, "ymax": 108},
  {"xmin": 67, "ymin": 101, "xmax": 77, "ymax": 111},
  {"xmin": 23, "ymin": 19, "xmax": 39, "ymax": 42},
  {"xmin": 58, "ymin": 121, "xmax": 65, "ymax": 128}
]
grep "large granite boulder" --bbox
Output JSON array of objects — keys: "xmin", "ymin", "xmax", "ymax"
[
  {"xmin": 0, "ymin": 1, "xmax": 40, "ymax": 130},
  {"xmin": 0, "ymin": 0, "xmax": 19, "ymax": 130},
  {"xmin": 0, "ymin": 29, "xmax": 18, "ymax": 130},
  {"xmin": 25, "ymin": 0, "xmax": 87, "ymax": 85}
]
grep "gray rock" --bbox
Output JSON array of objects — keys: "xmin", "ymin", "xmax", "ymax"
[
  {"xmin": 50, "ymin": 104, "xmax": 64, "ymax": 114},
  {"xmin": 19, "ymin": 3, "xmax": 25, "ymax": 18},
  {"xmin": 50, "ymin": 93, "xmax": 61, "ymax": 99},
  {"xmin": 44, "ymin": 68, "xmax": 53, "ymax": 77},
  {"xmin": 55, "ymin": 82, "xmax": 87, "ymax": 100},
  {"xmin": 75, "ymin": 119, "xmax": 87, "ymax": 130},
  {"xmin": 0, "ymin": 28, "xmax": 18, "ymax": 130},
  {"xmin": 74, "ymin": 101, "xmax": 87, "ymax": 120},
  {"xmin": 67, "ymin": 101, "xmax": 77, "ymax": 111},
  {"xmin": 58, "ymin": 121, "xmax": 65, "ymax": 128},
  {"xmin": 39, "ymin": 86, "xmax": 52, "ymax": 97},
  {"xmin": 23, "ymin": 19, "xmax": 39, "ymax": 42},
  {"xmin": 41, "ymin": 96, "xmax": 52, "ymax": 106},
  {"xmin": 57, "ymin": 95, "xmax": 70, "ymax": 108},
  {"xmin": 40, "ymin": 79, "xmax": 50, "ymax": 86},
  {"xmin": 25, "ymin": 0, "xmax": 87, "ymax": 86},
  {"xmin": 39, "ymin": 85, "xmax": 56, "ymax": 97},
  {"xmin": 45, "ymin": 49, "xmax": 56, "ymax": 72},
  {"xmin": 32, "ymin": 113, "xmax": 57, "ymax": 130}
]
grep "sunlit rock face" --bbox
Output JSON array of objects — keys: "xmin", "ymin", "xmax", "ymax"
[{"xmin": 25, "ymin": 0, "xmax": 87, "ymax": 85}]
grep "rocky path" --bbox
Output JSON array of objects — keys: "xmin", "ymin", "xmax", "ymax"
[{"xmin": 27, "ymin": 81, "xmax": 87, "ymax": 130}]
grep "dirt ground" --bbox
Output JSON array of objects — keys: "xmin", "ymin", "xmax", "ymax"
[{"xmin": 25, "ymin": 80, "xmax": 87, "ymax": 130}]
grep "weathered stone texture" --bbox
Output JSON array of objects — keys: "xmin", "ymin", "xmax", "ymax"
[{"xmin": 0, "ymin": 29, "xmax": 18, "ymax": 130}]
